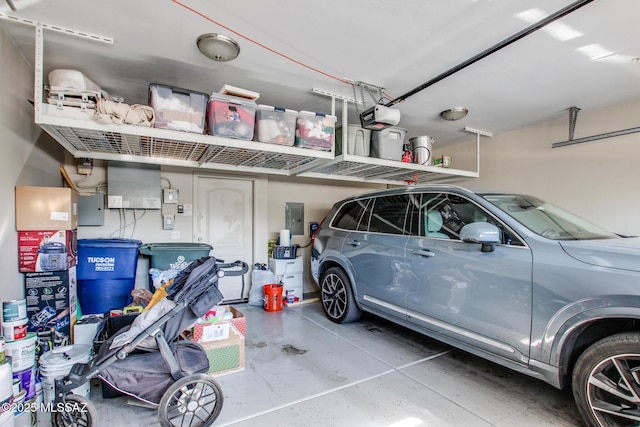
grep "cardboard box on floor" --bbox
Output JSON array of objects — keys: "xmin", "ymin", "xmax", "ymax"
[{"xmin": 200, "ymin": 325, "xmax": 245, "ymax": 377}]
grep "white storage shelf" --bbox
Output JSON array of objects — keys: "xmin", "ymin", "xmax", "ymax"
[{"xmin": 36, "ymin": 108, "xmax": 478, "ymax": 184}]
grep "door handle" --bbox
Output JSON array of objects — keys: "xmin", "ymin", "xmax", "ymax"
[
  {"xmin": 347, "ymin": 240, "xmax": 361, "ymax": 247},
  {"xmin": 411, "ymin": 249, "xmax": 435, "ymax": 258}
]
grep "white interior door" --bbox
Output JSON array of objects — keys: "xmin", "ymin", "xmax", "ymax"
[{"xmin": 194, "ymin": 176, "xmax": 253, "ymax": 302}]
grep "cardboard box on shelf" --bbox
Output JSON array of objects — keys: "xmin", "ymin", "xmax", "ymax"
[
  {"xmin": 16, "ymin": 186, "xmax": 79, "ymax": 231},
  {"xmin": 18, "ymin": 229, "xmax": 77, "ymax": 273}
]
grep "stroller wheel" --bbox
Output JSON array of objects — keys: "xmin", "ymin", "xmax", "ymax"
[
  {"xmin": 158, "ymin": 373, "xmax": 224, "ymax": 427},
  {"xmin": 51, "ymin": 394, "xmax": 97, "ymax": 427}
]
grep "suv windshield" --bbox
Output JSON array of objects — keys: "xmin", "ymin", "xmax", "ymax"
[{"xmin": 482, "ymin": 194, "xmax": 619, "ymax": 240}]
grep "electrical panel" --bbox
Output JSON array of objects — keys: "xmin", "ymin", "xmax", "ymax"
[
  {"xmin": 286, "ymin": 202, "xmax": 304, "ymax": 235},
  {"xmin": 78, "ymin": 194, "xmax": 104, "ymax": 226},
  {"xmin": 107, "ymin": 161, "xmax": 161, "ymax": 209}
]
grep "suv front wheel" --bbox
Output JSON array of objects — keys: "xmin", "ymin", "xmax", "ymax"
[
  {"xmin": 572, "ymin": 332, "xmax": 640, "ymax": 427},
  {"xmin": 320, "ymin": 267, "xmax": 361, "ymax": 323}
]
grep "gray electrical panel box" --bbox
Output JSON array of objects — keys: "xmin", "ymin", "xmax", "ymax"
[
  {"xmin": 107, "ymin": 161, "xmax": 161, "ymax": 209},
  {"xmin": 78, "ymin": 194, "xmax": 105, "ymax": 226},
  {"xmin": 286, "ymin": 202, "xmax": 304, "ymax": 235}
]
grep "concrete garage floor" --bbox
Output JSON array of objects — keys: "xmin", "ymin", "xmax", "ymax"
[{"xmin": 86, "ymin": 302, "xmax": 584, "ymax": 427}]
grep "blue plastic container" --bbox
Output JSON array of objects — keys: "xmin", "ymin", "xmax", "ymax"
[{"xmin": 77, "ymin": 239, "xmax": 142, "ymax": 314}]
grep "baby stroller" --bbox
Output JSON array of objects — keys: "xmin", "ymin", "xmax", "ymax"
[{"xmin": 51, "ymin": 256, "xmax": 249, "ymax": 427}]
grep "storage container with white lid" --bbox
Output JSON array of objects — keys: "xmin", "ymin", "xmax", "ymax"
[
  {"xmin": 207, "ymin": 93, "xmax": 257, "ymax": 140},
  {"xmin": 294, "ymin": 111, "xmax": 337, "ymax": 151},
  {"xmin": 149, "ymin": 84, "xmax": 208, "ymax": 134},
  {"xmin": 255, "ymin": 105, "xmax": 298, "ymax": 146}
]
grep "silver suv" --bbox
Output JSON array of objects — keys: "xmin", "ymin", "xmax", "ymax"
[{"xmin": 311, "ymin": 184, "xmax": 640, "ymax": 427}]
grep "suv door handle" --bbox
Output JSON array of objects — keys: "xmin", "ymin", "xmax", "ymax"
[
  {"xmin": 347, "ymin": 240, "xmax": 361, "ymax": 247},
  {"xmin": 411, "ymin": 249, "xmax": 435, "ymax": 258}
]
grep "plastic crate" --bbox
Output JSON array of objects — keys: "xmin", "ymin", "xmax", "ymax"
[
  {"xmin": 294, "ymin": 111, "xmax": 337, "ymax": 151},
  {"xmin": 254, "ymin": 105, "xmax": 297, "ymax": 145},
  {"xmin": 207, "ymin": 93, "xmax": 257, "ymax": 140},
  {"xmin": 149, "ymin": 84, "xmax": 209, "ymax": 134},
  {"xmin": 271, "ymin": 245, "xmax": 297, "ymax": 259}
]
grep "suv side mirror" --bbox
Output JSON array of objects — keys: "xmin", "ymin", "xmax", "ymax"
[{"xmin": 460, "ymin": 222, "xmax": 501, "ymax": 252}]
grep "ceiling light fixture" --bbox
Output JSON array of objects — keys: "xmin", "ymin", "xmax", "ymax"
[
  {"xmin": 440, "ymin": 108, "xmax": 469, "ymax": 121},
  {"xmin": 197, "ymin": 33, "xmax": 240, "ymax": 62}
]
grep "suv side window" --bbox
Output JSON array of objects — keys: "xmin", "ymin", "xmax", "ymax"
[
  {"xmin": 331, "ymin": 198, "xmax": 371, "ymax": 231},
  {"xmin": 368, "ymin": 195, "xmax": 411, "ymax": 235},
  {"xmin": 420, "ymin": 192, "xmax": 525, "ymax": 246}
]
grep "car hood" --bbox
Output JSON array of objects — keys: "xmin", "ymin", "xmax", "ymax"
[{"xmin": 559, "ymin": 237, "xmax": 640, "ymax": 272}]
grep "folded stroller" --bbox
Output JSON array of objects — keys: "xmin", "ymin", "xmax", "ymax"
[{"xmin": 51, "ymin": 256, "xmax": 249, "ymax": 427}]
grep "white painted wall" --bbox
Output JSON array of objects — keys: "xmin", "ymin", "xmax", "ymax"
[
  {"xmin": 448, "ymin": 99, "xmax": 640, "ymax": 237},
  {"xmin": 0, "ymin": 25, "xmax": 66, "ymax": 301}
]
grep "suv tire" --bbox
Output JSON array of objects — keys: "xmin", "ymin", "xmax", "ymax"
[
  {"xmin": 320, "ymin": 267, "xmax": 361, "ymax": 323},
  {"xmin": 572, "ymin": 331, "xmax": 640, "ymax": 427}
]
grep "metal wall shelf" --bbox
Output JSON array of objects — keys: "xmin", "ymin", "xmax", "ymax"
[
  {"xmin": 36, "ymin": 107, "xmax": 478, "ymax": 185},
  {"xmin": 29, "ymin": 21, "xmax": 479, "ymax": 186}
]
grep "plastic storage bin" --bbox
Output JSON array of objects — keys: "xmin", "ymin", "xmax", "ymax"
[
  {"xmin": 370, "ymin": 126, "xmax": 407, "ymax": 161},
  {"xmin": 335, "ymin": 124, "xmax": 371, "ymax": 157},
  {"xmin": 149, "ymin": 84, "xmax": 209, "ymax": 134},
  {"xmin": 76, "ymin": 239, "xmax": 142, "ymax": 314},
  {"xmin": 207, "ymin": 93, "xmax": 257, "ymax": 140},
  {"xmin": 254, "ymin": 105, "xmax": 297, "ymax": 146},
  {"xmin": 294, "ymin": 111, "xmax": 337, "ymax": 151},
  {"xmin": 138, "ymin": 243, "xmax": 213, "ymax": 288}
]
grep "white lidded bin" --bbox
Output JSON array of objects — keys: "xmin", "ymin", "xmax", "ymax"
[
  {"xmin": 207, "ymin": 92, "xmax": 257, "ymax": 140},
  {"xmin": 294, "ymin": 111, "xmax": 337, "ymax": 151},
  {"xmin": 39, "ymin": 345, "xmax": 92, "ymax": 404},
  {"xmin": 370, "ymin": 127, "xmax": 407, "ymax": 161},
  {"xmin": 254, "ymin": 105, "xmax": 297, "ymax": 146},
  {"xmin": 335, "ymin": 124, "xmax": 371, "ymax": 157}
]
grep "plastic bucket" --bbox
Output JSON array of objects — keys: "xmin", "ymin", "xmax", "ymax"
[
  {"xmin": 0, "ymin": 359, "xmax": 12, "ymax": 408},
  {"xmin": 39, "ymin": 345, "xmax": 92, "ymax": 404},
  {"xmin": 12, "ymin": 365, "xmax": 36, "ymax": 401},
  {"xmin": 3, "ymin": 299, "xmax": 27, "ymax": 323},
  {"xmin": 263, "ymin": 284, "xmax": 283, "ymax": 312},
  {"xmin": 2, "ymin": 318, "xmax": 27, "ymax": 341},
  {"xmin": 4, "ymin": 333, "xmax": 36, "ymax": 372}
]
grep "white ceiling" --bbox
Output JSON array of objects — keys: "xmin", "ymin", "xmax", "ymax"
[{"xmin": 2, "ymin": 0, "xmax": 639, "ymax": 147}]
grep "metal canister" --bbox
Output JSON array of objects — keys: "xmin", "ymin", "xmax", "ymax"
[{"xmin": 409, "ymin": 136, "xmax": 434, "ymax": 166}]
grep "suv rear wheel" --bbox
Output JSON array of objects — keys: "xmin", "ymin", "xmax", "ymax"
[
  {"xmin": 320, "ymin": 267, "xmax": 361, "ymax": 323},
  {"xmin": 572, "ymin": 332, "xmax": 640, "ymax": 427}
]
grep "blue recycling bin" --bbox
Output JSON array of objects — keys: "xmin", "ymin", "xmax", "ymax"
[{"xmin": 76, "ymin": 238, "xmax": 142, "ymax": 314}]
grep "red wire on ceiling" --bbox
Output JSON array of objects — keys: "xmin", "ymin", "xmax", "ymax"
[{"xmin": 171, "ymin": 0, "xmax": 353, "ymax": 86}]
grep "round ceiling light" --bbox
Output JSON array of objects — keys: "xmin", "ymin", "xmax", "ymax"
[
  {"xmin": 440, "ymin": 107, "xmax": 469, "ymax": 121},
  {"xmin": 197, "ymin": 33, "xmax": 240, "ymax": 62}
]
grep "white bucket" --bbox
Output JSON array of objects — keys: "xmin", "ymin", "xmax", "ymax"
[
  {"xmin": 3, "ymin": 299, "xmax": 27, "ymax": 323},
  {"xmin": 4, "ymin": 334, "xmax": 36, "ymax": 372},
  {"xmin": 39, "ymin": 345, "xmax": 91, "ymax": 404},
  {"xmin": 0, "ymin": 359, "xmax": 13, "ymax": 405},
  {"xmin": 2, "ymin": 318, "xmax": 28, "ymax": 341},
  {"xmin": 0, "ymin": 410, "xmax": 14, "ymax": 427}
]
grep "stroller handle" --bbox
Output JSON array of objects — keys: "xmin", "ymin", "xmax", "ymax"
[{"xmin": 216, "ymin": 259, "xmax": 249, "ymax": 277}]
